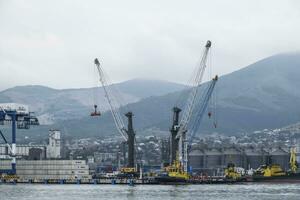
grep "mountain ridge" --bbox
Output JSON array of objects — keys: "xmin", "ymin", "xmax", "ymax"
[
  {"xmin": 1, "ymin": 52, "xmax": 300, "ymax": 141},
  {"xmin": 0, "ymin": 79, "xmax": 186, "ymax": 125}
]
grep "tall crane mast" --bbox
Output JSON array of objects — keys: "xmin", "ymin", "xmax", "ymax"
[
  {"xmin": 170, "ymin": 107, "xmax": 181, "ymax": 164},
  {"xmin": 169, "ymin": 76, "xmax": 217, "ymax": 166},
  {"xmin": 94, "ymin": 58, "xmax": 136, "ymax": 168},
  {"xmin": 176, "ymin": 40, "xmax": 212, "ymax": 172}
]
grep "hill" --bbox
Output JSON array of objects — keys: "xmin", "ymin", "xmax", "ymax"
[
  {"xmin": 2, "ymin": 52, "xmax": 300, "ymax": 141},
  {"xmin": 0, "ymin": 79, "xmax": 185, "ymax": 125},
  {"xmin": 49, "ymin": 52, "xmax": 300, "ymax": 138}
]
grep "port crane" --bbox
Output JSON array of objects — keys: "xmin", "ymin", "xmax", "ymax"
[
  {"xmin": 290, "ymin": 147, "xmax": 298, "ymax": 173},
  {"xmin": 174, "ymin": 40, "xmax": 214, "ymax": 172},
  {"xmin": 188, "ymin": 75, "xmax": 218, "ymax": 145},
  {"xmin": 93, "ymin": 58, "xmax": 136, "ymax": 170},
  {"xmin": 0, "ymin": 104, "xmax": 39, "ymax": 175},
  {"xmin": 169, "ymin": 75, "xmax": 218, "ymax": 166}
]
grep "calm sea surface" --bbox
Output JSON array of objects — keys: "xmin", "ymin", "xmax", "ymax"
[{"xmin": 0, "ymin": 183, "xmax": 300, "ymax": 200}]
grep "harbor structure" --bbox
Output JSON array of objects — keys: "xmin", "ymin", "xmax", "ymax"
[
  {"xmin": 244, "ymin": 147, "xmax": 268, "ymax": 169},
  {"xmin": 269, "ymin": 147, "xmax": 290, "ymax": 171},
  {"xmin": 222, "ymin": 147, "xmax": 244, "ymax": 168},
  {"xmin": 46, "ymin": 130, "xmax": 61, "ymax": 159},
  {"xmin": 0, "ymin": 130, "xmax": 61, "ymax": 159},
  {"xmin": 0, "ymin": 160, "xmax": 91, "ymax": 180},
  {"xmin": 189, "ymin": 147, "xmax": 292, "ymax": 175},
  {"xmin": 94, "ymin": 59, "xmax": 136, "ymax": 170},
  {"xmin": 0, "ymin": 103, "xmax": 39, "ymax": 174},
  {"xmin": 0, "ymin": 144, "xmax": 46, "ymax": 159}
]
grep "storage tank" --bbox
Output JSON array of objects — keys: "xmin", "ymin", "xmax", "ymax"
[
  {"xmin": 204, "ymin": 148, "xmax": 222, "ymax": 168},
  {"xmin": 28, "ymin": 148, "xmax": 44, "ymax": 160},
  {"xmin": 269, "ymin": 148, "xmax": 289, "ymax": 170},
  {"xmin": 222, "ymin": 147, "xmax": 243, "ymax": 168},
  {"xmin": 189, "ymin": 149, "xmax": 205, "ymax": 171},
  {"xmin": 244, "ymin": 147, "xmax": 268, "ymax": 169}
]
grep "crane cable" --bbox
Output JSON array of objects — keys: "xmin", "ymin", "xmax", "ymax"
[
  {"xmin": 177, "ymin": 43, "xmax": 211, "ymax": 137},
  {"xmin": 92, "ymin": 62, "xmax": 98, "ymax": 107},
  {"xmin": 188, "ymin": 76, "xmax": 217, "ymax": 145},
  {"xmin": 174, "ymin": 48, "xmax": 206, "ymax": 108},
  {"xmin": 172, "ymin": 40, "xmax": 212, "ymax": 171},
  {"xmin": 94, "ymin": 59, "xmax": 127, "ymax": 141},
  {"xmin": 208, "ymin": 47, "xmax": 218, "ymax": 128},
  {"xmin": 90, "ymin": 63, "xmax": 102, "ymax": 117},
  {"xmin": 96, "ymin": 60, "xmax": 133, "ymax": 127}
]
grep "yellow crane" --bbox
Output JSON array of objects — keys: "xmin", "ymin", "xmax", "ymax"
[
  {"xmin": 165, "ymin": 154, "xmax": 190, "ymax": 180},
  {"xmin": 254, "ymin": 147, "xmax": 298, "ymax": 178},
  {"xmin": 290, "ymin": 147, "xmax": 298, "ymax": 173}
]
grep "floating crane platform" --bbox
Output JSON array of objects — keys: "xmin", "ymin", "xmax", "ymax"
[{"xmin": 0, "ymin": 176, "xmax": 247, "ymax": 185}]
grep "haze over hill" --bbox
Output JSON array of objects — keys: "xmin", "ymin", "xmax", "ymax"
[
  {"xmin": 1, "ymin": 52, "xmax": 300, "ymax": 141},
  {"xmin": 0, "ymin": 79, "xmax": 185, "ymax": 125},
  {"xmin": 57, "ymin": 52, "xmax": 300, "ymax": 138}
]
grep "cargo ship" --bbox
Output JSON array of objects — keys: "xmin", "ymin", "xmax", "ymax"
[
  {"xmin": 252, "ymin": 148, "xmax": 300, "ymax": 183},
  {"xmin": 252, "ymin": 165, "xmax": 300, "ymax": 182},
  {"xmin": 154, "ymin": 173, "xmax": 187, "ymax": 184}
]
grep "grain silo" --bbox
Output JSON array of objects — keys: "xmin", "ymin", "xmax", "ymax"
[
  {"xmin": 222, "ymin": 147, "xmax": 243, "ymax": 168},
  {"xmin": 189, "ymin": 149, "xmax": 205, "ymax": 172},
  {"xmin": 269, "ymin": 147, "xmax": 289, "ymax": 170},
  {"xmin": 244, "ymin": 147, "xmax": 268, "ymax": 170},
  {"xmin": 203, "ymin": 148, "xmax": 223, "ymax": 176}
]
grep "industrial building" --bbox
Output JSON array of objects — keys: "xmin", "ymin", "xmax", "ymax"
[
  {"xmin": 0, "ymin": 127, "xmax": 91, "ymax": 180},
  {"xmin": 0, "ymin": 144, "xmax": 46, "ymax": 160},
  {"xmin": 46, "ymin": 129, "xmax": 61, "ymax": 159},
  {"xmin": 189, "ymin": 147, "xmax": 293, "ymax": 176},
  {"xmin": 0, "ymin": 129, "xmax": 61, "ymax": 159},
  {"xmin": 243, "ymin": 147, "xmax": 268, "ymax": 170},
  {"xmin": 0, "ymin": 160, "xmax": 91, "ymax": 180}
]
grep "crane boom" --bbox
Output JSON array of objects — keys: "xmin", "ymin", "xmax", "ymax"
[
  {"xmin": 177, "ymin": 40, "xmax": 211, "ymax": 138},
  {"xmin": 176, "ymin": 40, "xmax": 212, "ymax": 172},
  {"xmin": 94, "ymin": 58, "xmax": 136, "ymax": 168},
  {"xmin": 94, "ymin": 58, "xmax": 127, "ymax": 141},
  {"xmin": 188, "ymin": 75, "xmax": 218, "ymax": 145}
]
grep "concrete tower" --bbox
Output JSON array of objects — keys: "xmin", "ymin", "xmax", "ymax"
[{"xmin": 47, "ymin": 129, "xmax": 61, "ymax": 159}]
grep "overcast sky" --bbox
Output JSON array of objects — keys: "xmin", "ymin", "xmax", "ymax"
[{"xmin": 0, "ymin": 0, "xmax": 299, "ymax": 91}]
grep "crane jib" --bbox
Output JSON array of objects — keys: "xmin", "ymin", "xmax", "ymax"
[
  {"xmin": 188, "ymin": 76, "xmax": 218, "ymax": 145},
  {"xmin": 175, "ymin": 40, "xmax": 213, "ymax": 172},
  {"xmin": 93, "ymin": 58, "xmax": 137, "ymax": 168},
  {"xmin": 176, "ymin": 41, "xmax": 212, "ymax": 139},
  {"xmin": 94, "ymin": 60, "xmax": 128, "ymax": 141}
]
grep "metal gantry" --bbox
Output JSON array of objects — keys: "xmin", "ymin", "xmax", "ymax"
[
  {"xmin": 0, "ymin": 103, "xmax": 39, "ymax": 175},
  {"xmin": 170, "ymin": 107, "xmax": 181, "ymax": 164}
]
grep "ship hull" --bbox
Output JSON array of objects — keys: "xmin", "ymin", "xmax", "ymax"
[
  {"xmin": 154, "ymin": 176, "xmax": 187, "ymax": 184},
  {"xmin": 252, "ymin": 173, "xmax": 300, "ymax": 183}
]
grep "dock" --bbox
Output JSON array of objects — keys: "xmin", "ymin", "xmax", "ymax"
[{"xmin": 0, "ymin": 177, "xmax": 244, "ymax": 185}]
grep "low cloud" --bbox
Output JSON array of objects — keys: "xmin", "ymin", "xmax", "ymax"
[{"xmin": 0, "ymin": 0, "xmax": 299, "ymax": 91}]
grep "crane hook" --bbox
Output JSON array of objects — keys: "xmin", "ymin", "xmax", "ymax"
[
  {"xmin": 90, "ymin": 104, "xmax": 101, "ymax": 116},
  {"xmin": 208, "ymin": 112, "xmax": 212, "ymax": 118}
]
